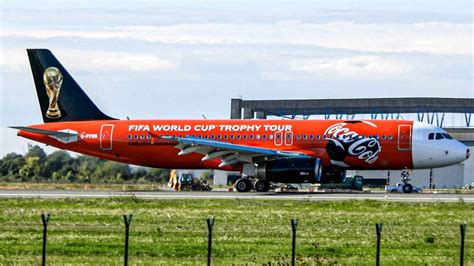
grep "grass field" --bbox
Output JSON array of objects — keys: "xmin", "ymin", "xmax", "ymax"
[{"xmin": 0, "ymin": 198, "xmax": 472, "ymax": 265}]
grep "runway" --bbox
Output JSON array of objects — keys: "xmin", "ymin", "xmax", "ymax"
[{"xmin": 0, "ymin": 189, "xmax": 473, "ymax": 202}]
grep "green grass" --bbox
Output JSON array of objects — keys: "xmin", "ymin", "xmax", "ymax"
[
  {"xmin": 0, "ymin": 198, "xmax": 472, "ymax": 265},
  {"xmin": 0, "ymin": 182, "xmax": 167, "ymax": 191}
]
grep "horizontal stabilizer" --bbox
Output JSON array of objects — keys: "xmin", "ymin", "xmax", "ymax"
[{"xmin": 10, "ymin": 126, "xmax": 78, "ymax": 144}]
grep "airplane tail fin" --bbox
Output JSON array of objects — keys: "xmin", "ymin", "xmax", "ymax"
[{"xmin": 27, "ymin": 49, "xmax": 115, "ymax": 123}]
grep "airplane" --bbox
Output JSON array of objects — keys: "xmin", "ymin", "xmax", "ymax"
[{"xmin": 11, "ymin": 49, "xmax": 470, "ymax": 192}]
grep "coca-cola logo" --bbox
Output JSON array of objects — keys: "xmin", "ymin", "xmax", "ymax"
[{"xmin": 324, "ymin": 122, "xmax": 381, "ymax": 166}]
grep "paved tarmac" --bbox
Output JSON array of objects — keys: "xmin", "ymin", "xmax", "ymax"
[{"xmin": 0, "ymin": 189, "xmax": 472, "ymax": 202}]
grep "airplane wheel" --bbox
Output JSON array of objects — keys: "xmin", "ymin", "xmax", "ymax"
[
  {"xmin": 235, "ymin": 179, "xmax": 252, "ymax": 192},
  {"xmin": 402, "ymin": 183, "xmax": 413, "ymax": 193},
  {"xmin": 254, "ymin": 180, "xmax": 270, "ymax": 192}
]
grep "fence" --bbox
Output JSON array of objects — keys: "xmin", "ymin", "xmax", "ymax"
[{"xmin": 29, "ymin": 214, "xmax": 468, "ymax": 265}]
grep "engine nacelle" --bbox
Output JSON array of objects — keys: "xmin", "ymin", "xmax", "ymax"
[{"xmin": 255, "ymin": 158, "xmax": 322, "ymax": 183}]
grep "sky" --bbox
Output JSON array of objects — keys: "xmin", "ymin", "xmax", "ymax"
[{"xmin": 0, "ymin": 0, "xmax": 473, "ymax": 156}]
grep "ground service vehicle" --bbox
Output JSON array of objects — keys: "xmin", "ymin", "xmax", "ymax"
[{"xmin": 386, "ymin": 183, "xmax": 423, "ymax": 193}]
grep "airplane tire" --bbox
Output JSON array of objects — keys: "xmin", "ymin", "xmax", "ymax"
[
  {"xmin": 254, "ymin": 180, "xmax": 270, "ymax": 192},
  {"xmin": 402, "ymin": 183, "xmax": 413, "ymax": 193},
  {"xmin": 235, "ymin": 178, "xmax": 252, "ymax": 193}
]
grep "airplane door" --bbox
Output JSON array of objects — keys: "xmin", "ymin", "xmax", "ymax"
[
  {"xmin": 398, "ymin": 124, "xmax": 412, "ymax": 151},
  {"xmin": 100, "ymin": 124, "xmax": 114, "ymax": 151},
  {"xmin": 274, "ymin": 131, "xmax": 283, "ymax": 146},
  {"xmin": 284, "ymin": 131, "xmax": 293, "ymax": 146}
]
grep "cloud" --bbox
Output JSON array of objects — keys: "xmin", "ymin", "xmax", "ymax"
[
  {"xmin": 85, "ymin": 52, "xmax": 178, "ymax": 72},
  {"xmin": 2, "ymin": 21, "xmax": 471, "ymax": 55},
  {"xmin": 0, "ymin": 49, "xmax": 179, "ymax": 74},
  {"xmin": 288, "ymin": 56, "xmax": 413, "ymax": 79}
]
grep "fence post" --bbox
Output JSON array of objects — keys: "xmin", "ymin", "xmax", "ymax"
[
  {"xmin": 41, "ymin": 213, "xmax": 50, "ymax": 266},
  {"xmin": 291, "ymin": 218, "xmax": 298, "ymax": 266},
  {"xmin": 123, "ymin": 214, "xmax": 132, "ymax": 266},
  {"xmin": 375, "ymin": 224, "xmax": 383, "ymax": 266},
  {"xmin": 460, "ymin": 224, "xmax": 467, "ymax": 266},
  {"xmin": 207, "ymin": 216, "xmax": 215, "ymax": 266}
]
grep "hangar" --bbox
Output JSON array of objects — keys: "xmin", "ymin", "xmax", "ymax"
[{"xmin": 227, "ymin": 97, "xmax": 474, "ymax": 188}]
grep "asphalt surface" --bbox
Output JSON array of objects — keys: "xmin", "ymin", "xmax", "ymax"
[{"xmin": 0, "ymin": 189, "xmax": 473, "ymax": 202}]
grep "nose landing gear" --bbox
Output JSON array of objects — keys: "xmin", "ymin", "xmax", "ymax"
[{"xmin": 401, "ymin": 169, "xmax": 413, "ymax": 193}]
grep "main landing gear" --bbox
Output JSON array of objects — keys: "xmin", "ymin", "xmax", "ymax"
[
  {"xmin": 253, "ymin": 179, "xmax": 271, "ymax": 192},
  {"xmin": 234, "ymin": 178, "xmax": 270, "ymax": 192}
]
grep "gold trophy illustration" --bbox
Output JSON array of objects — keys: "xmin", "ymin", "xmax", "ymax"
[{"xmin": 43, "ymin": 67, "xmax": 63, "ymax": 119}]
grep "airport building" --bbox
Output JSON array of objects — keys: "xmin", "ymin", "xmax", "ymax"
[{"xmin": 227, "ymin": 97, "xmax": 474, "ymax": 189}]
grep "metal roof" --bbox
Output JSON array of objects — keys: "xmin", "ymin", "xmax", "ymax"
[{"xmin": 233, "ymin": 98, "xmax": 474, "ymax": 116}]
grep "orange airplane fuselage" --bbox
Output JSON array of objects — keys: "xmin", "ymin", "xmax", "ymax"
[{"xmin": 19, "ymin": 119, "xmax": 413, "ymax": 171}]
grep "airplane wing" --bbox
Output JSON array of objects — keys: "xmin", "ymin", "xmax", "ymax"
[
  {"xmin": 161, "ymin": 136, "xmax": 310, "ymax": 167},
  {"xmin": 10, "ymin": 126, "xmax": 78, "ymax": 144}
]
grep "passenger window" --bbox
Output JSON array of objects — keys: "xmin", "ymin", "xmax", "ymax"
[
  {"xmin": 127, "ymin": 134, "xmax": 132, "ymax": 139},
  {"xmin": 217, "ymin": 135, "xmax": 222, "ymax": 139},
  {"xmin": 428, "ymin": 133, "xmax": 434, "ymax": 140},
  {"xmin": 198, "ymin": 134, "xmax": 202, "ymax": 138},
  {"xmin": 230, "ymin": 135, "xmax": 234, "ymax": 140},
  {"xmin": 249, "ymin": 135, "xmax": 254, "ymax": 140},
  {"xmin": 224, "ymin": 135, "xmax": 228, "ymax": 139},
  {"xmin": 269, "ymin": 134, "xmax": 274, "ymax": 140},
  {"xmin": 296, "ymin": 135, "xmax": 301, "ymax": 140},
  {"xmin": 388, "ymin": 135, "xmax": 393, "ymax": 140},
  {"xmin": 303, "ymin": 134, "xmax": 308, "ymax": 140},
  {"xmin": 204, "ymin": 134, "xmax": 208, "ymax": 139},
  {"xmin": 211, "ymin": 134, "xmax": 215, "ymax": 139},
  {"xmin": 317, "ymin": 135, "xmax": 320, "ymax": 140},
  {"xmin": 134, "ymin": 135, "xmax": 138, "ymax": 139},
  {"xmin": 146, "ymin": 135, "xmax": 151, "ymax": 140},
  {"xmin": 178, "ymin": 134, "xmax": 183, "ymax": 138},
  {"xmin": 262, "ymin": 134, "xmax": 267, "ymax": 140},
  {"xmin": 435, "ymin": 133, "xmax": 444, "ymax": 140},
  {"xmin": 256, "ymin": 134, "xmax": 261, "ymax": 140},
  {"xmin": 310, "ymin": 134, "xmax": 314, "ymax": 140},
  {"xmin": 243, "ymin": 134, "xmax": 247, "ymax": 140},
  {"xmin": 382, "ymin": 135, "xmax": 386, "ymax": 140}
]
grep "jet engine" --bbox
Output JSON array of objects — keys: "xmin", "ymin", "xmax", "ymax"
[
  {"xmin": 255, "ymin": 158, "xmax": 347, "ymax": 184},
  {"xmin": 255, "ymin": 158, "xmax": 322, "ymax": 183}
]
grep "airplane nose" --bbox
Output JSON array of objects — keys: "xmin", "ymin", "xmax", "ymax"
[{"xmin": 467, "ymin": 148, "xmax": 471, "ymax": 159}]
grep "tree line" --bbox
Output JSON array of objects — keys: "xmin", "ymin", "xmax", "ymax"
[{"xmin": 0, "ymin": 145, "xmax": 170, "ymax": 183}]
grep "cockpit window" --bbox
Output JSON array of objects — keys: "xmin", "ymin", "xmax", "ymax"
[
  {"xmin": 435, "ymin": 133, "xmax": 444, "ymax": 140},
  {"xmin": 428, "ymin": 133, "xmax": 434, "ymax": 140},
  {"xmin": 442, "ymin": 133, "xmax": 453, "ymax": 140}
]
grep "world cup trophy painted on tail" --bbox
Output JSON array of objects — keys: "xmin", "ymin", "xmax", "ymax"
[{"xmin": 43, "ymin": 67, "xmax": 63, "ymax": 119}]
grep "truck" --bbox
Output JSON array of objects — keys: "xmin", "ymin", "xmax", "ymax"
[{"xmin": 317, "ymin": 175, "xmax": 364, "ymax": 191}]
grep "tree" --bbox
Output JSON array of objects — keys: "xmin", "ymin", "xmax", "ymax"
[
  {"xmin": 19, "ymin": 156, "xmax": 42, "ymax": 180},
  {"xmin": 0, "ymin": 153, "xmax": 26, "ymax": 180},
  {"xmin": 25, "ymin": 145, "xmax": 47, "ymax": 164},
  {"xmin": 43, "ymin": 151, "xmax": 74, "ymax": 181}
]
